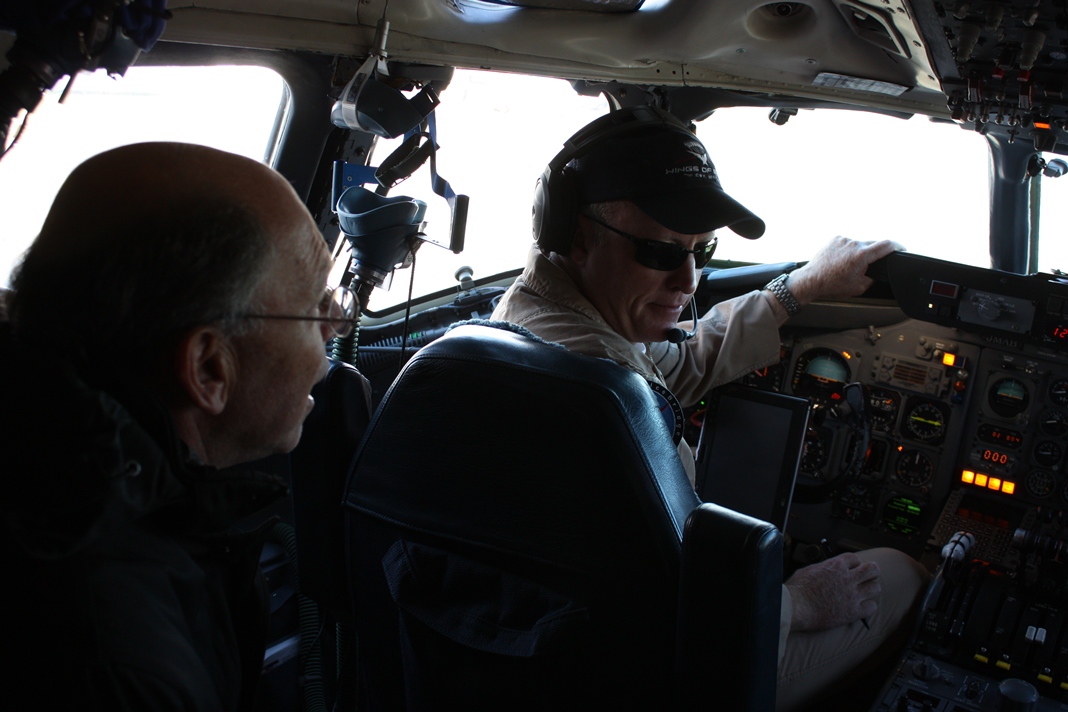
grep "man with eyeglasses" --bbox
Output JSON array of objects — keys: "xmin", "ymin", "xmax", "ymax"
[
  {"xmin": 2, "ymin": 142, "xmax": 359, "ymax": 710},
  {"xmin": 492, "ymin": 110, "xmax": 926, "ymax": 711}
]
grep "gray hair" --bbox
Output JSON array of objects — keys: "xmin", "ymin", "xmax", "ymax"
[{"xmin": 9, "ymin": 199, "xmax": 274, "ymax": 383}]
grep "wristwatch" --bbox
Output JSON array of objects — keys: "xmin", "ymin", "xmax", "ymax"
[{"xmin": 765, "ymin": 273, "xmax": 802, "ymax": 317}]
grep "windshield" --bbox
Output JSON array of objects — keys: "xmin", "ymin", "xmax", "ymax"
[
  {"xmin": 694, "ymin": 109, "xmax": 990, "ymax": 268},
  {"xmin": 0, "ymin": 65, "xmax": 1006, "ymax": 303},
  {"xmin": 1036, "ymin": 160, "xmax": 1068, "ymax": 274},
  {"xmin": 358, "ymin": 72, "xmax": 609, "ymax": 310},
  {"xmin": 361, "ymin": 70, "xmax": 993, "ymax": 311}
]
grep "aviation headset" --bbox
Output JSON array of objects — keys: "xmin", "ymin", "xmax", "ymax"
[{"xmin": 532, "ymin": 105, "xmax": 697, "ymax": 255}]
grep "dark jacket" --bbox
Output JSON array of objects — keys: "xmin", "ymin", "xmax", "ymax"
[{"xmin": 1, "ymin": 323, "xmax": 288, "ymax": 711}]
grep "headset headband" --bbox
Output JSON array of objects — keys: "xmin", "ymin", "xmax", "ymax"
[{"xmin": 546, "ymin": 105, "xmax": 692, "ymax": 175}]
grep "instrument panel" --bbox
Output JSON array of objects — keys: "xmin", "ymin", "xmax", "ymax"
[
  {"xmin": 708, "ymin": 253, "xmax": 1068, "ymax": 572},
  {"xmin": 722, "ymin": 252, "xmax": 1068, "ymax": 710},
  {"xmin": 739, "ymin": 319, "xmax": 983, "ymax": 561}
]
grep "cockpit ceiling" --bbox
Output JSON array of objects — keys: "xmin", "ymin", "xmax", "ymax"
[
  {"xmin": 477, "ymin": 0, "xmax": 645, "ymax": 10},
  {"xmin": 161, "ymin": 0, "xmax": 951, "ymax": 117}
]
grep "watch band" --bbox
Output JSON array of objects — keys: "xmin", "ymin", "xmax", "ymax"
[{"xmin": 765, "ymin": 273, "xmax": 801, "ymax": 317}]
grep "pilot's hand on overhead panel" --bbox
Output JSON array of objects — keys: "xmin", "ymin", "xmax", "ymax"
[
  {"xmin": 785, "ymin": 552, "xmax": 881, "ymax": 632},
  {"xmin": 785, "ymin": 236, "xmax": 904, "ymax": 305}
]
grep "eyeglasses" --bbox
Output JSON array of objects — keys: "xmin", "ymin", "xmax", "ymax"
[
  {"xmin": 581, "ymin": 212, "xmax": 717, "ymax": 270},
  {"xmin": 240, "ymin": 285, "xmax": 359, "ymax": 339}
]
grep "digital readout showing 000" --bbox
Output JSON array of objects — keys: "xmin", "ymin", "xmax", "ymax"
[{"xmin": 980, "ymin": 448, "xmax": 1011, "ymax": 466}]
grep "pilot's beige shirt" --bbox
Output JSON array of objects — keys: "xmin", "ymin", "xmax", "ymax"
[
  {"xmin": 492, "ymin": 247, "xmax": 793, "ymax": 657},
  {"xmin": 492, "ymin": 247, "xmax": 783, "ymax": 455}
]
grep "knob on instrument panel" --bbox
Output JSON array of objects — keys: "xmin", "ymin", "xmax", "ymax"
[
  {"xmin": 997, "ymin": 678, "xmax": 1038, "ymax": 712},
  {"xmin": 912, "ymin": 656, "xmax": 941, "ymax": 680}
]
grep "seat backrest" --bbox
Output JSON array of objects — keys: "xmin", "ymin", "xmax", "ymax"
[
  {"xmin": 344, "ymin": 322, "xmax": 700, "ymax": 710},
  {"xmin": 249, "ymin": 359, "xmax": 373, "ymax": 712},
  {"xmin": 289, "ymin": 358, "xmax": 373, "ymax": 616}
]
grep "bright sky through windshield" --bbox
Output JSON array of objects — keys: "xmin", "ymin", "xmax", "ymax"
[
  {"xmin": 0, "ymin": 65, "xmax": 284, "ymax": 287},
  {"xmin": 0, "ymin": 63, "xmax": 1014, "ymax": 306}
]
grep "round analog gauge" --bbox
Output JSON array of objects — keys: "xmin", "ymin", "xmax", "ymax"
[
  {"xmin": 1026, "ymin": 469, "xmax": 1056, "ymax": 498},
  {"xmin": 1061, "ymin": 481, "xmax": 1068, "ymax": 504},
  {"xmin": 988, "ymin": 377, "xmax": 1030, "ymax": 418},
  {"xmin": 903, "ymin": 399, "xmax": 950, "ymax": 444},
  {"xmin": 791, "ymin": 348, "xmax": 851, "ymax": 403},
  {"xmin": 1033, "ymin": 440, "xmax": 1063, "ymax": 468},
  {"xmin": 895, "ymin": 449, "xmax": 934, "ymax": 488},
  {"xmin": 867, "ymin": 387, "xmax": 901, "ymax": 432},
  {"xmin": 801, "ymin": 427, "xmax": 831, "ymax": 476},
  {"xmin": 1040, "ymin": 409, "xmax": 1068, "ymax": 438},
  {"xmin": 1050, "ymin": 379, "xmax": 1068, "ymax": 407}
]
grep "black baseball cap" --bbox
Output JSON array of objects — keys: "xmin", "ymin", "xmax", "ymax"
[{"xmin": 571, "ymin": 123, "xmax": 765, "ymax": 238}]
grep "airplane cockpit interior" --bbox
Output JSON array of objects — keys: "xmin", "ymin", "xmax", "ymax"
[{"xmin": 7, "ymin": 1, "xmax": 1068, "ymax": 711}]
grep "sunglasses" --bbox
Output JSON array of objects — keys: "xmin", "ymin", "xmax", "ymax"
[{"xmin": 581, "ymin": 212, "xmax": 717, "ymax": 270}]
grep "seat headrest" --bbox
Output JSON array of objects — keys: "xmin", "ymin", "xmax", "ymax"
[{"xmin": 348, "ymin": 323, "xmax": 700, "ymax": 565}]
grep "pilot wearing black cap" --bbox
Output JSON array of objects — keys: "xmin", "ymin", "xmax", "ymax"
[
  {"xmin": 492, "ymin": 106, "xmax": 921, "ymax": 711},
  {"xmin": 570, "ymin": 112, "xmax": 766, "ymax": 238}
]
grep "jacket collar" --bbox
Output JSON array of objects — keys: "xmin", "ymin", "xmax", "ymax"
[
  {"xmin": 516, "ymin": 248, "xmax": 667, "ymax": 383},
  {"xmin": 1, "ymin": 324, "xmax": 287, "ymax": 556},
  {"xmin": 520, "ymin": 248, "xmax": 608, "ymax": 326}
]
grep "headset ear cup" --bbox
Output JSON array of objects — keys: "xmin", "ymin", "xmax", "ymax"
[
  {"xmin": 553, "ymin": 167, "xmax": 577, "ymax": 255},
  {"xmin": 535, "ymin": 105, "xmax": 681, "ymax": 255},
  {"xmin": 533, "ymin": 165, "xmax": 577, "ymax": 255},
  {"xmin": 532, "ymin": 166, "xmax": 552, "ymax": 251}
]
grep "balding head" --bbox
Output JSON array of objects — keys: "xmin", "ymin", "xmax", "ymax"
[
  {"xmin": 9, "ymin": 142, "xmax": 316, "ymax": 389},
  {"xmin": 31, "ymin": 142, "xmax": 298, "ymax": 261}
]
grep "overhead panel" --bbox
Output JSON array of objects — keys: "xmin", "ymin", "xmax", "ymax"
[{"xmin": 918, "ymin": 0, "xmax": 1068, "ymax": 152}]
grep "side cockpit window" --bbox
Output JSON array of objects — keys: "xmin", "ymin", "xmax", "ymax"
[{"xmin": 0, "ymin": 64, "xmax": 288, "ymax": 286}]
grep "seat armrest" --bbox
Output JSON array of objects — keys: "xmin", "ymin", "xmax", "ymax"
[{"xmin": 676, "ymin": 503, "xmax": 782, "ymax": 712}]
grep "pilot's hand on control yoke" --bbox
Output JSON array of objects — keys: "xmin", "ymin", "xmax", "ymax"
[
  {"xmin": 785, "ymin": 552, "xmax": 881, "ymax": 632},
  {"xmin": 787, "ymin": 236, "xmax": 904, "ymax": 304}
]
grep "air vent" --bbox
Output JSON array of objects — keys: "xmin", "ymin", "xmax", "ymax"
[{"xmin": 746, "ymin": 3, "xmax": 817, "ymax": 41}]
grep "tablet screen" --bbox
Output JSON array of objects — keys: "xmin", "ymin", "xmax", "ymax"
[{"xmin": 695, "ymin": 385, "xmax": 811, "ymax": 532}]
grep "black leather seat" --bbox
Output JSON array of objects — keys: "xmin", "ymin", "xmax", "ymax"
[
  {"xmin": 343, "ymin": 323, "xmax": 781, "ymax": 711},
  {"xmin": 253, "ymin": 359, "xmax": 373, "ymax": 712},
  {"xmin": 289, "ymin": 358, "xmax": 374, "ymax": 617}
]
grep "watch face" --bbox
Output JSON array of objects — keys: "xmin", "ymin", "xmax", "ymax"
[{"xmin": 646, "ymin": 379, "xmax": 684, "ymax": 445}]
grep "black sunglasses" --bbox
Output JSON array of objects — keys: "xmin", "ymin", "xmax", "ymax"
[{"xmin": 581, "ymin": 212, "xmax": 717, "ymax": 270}]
